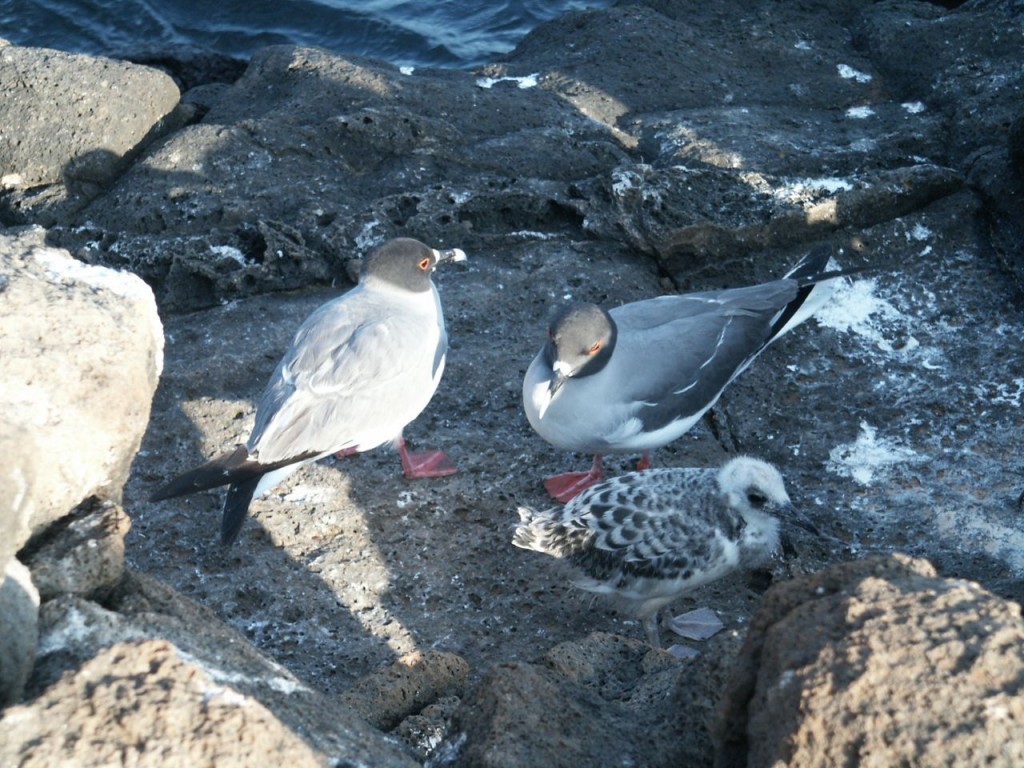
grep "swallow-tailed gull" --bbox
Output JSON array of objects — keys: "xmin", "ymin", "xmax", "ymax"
[
  {"xmin": 523, "ymin": 245, "xmax": 844, "ymax": 501},
  {"xmin": 512, "ymin": 456, "xmax": 793, "ymax": 648},
  {"xmin": 151, "ymin": 237, "xmax": 466, "ymax": 545}
]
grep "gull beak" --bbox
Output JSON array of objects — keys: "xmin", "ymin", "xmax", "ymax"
[
  {"xmin": 537, "ymin": 367, "xmax": 569, "ymax": 419},
  {"xmin": 433, "ymin": 247, "xmax": 467, "ymax": 266},
  {"xmin": 779, "ymin": 502, "xmax": 820, "ymax": 536},
  {"xmin": 549, "ymin": 370, "xmax": 568, "ymax": 399}
]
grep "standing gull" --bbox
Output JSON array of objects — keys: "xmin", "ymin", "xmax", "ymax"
[
  {"xmin": 523, "ymin": 245, "xmax": 844, "ymax": 501},
  {"xmin": 512, "ymin": 457, "xmax": 794, "ymax": 648},
  {"xmin": 151, "ymin": 237, "xmax": 466, "ymax": 546}
]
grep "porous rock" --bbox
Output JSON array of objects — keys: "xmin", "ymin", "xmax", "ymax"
[
  {"xmin": 393, "ymin": 695, "xmax": 462, "ymax": 763},
  {"xmin": 0, "ymin": 559, "xmax": 39, "ymax": 706},
  {"xmin": 0, "ymin": 44, "xmax": 179, "ymax": 189},
  {"xmin": 715, "ymin": 554, "xmax": 1024, "ymax": 767},
  {"xmin": 339, "ymin": 649, "xmax": 469, "ymax": 731},
  {"xmin": 450, "ymin": 631, "xmax": 737, "ymax": 768},
  {"xmin": 23, "ymin": 574, "xmax": 418, "ymax": 767},
  {"xmin": 0, "ymin": 639, "xmax": 332, "ymax": 768},
  {"xmin": 21, "ymin": 498, "xmax": 131, "ymax": 601},
  {"xmin": 0, "ymin": 227, "xmax": 163, "ymax": 544}
]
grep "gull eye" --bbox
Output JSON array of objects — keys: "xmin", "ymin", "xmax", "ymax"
[
  {"xmin": 747, "ymin": 492, "xmax": 767, "ymax": 508},
  {"xmin": 418, "ymin": 257, "xmax": 432, "ymax": 271},
  {"xmin": 587, "ymin": 341, "xmax": 602, "ymax": 355}
]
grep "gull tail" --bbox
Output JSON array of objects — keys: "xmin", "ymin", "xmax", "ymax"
[
  {"xmin": 221, "ymin": 476, "xmax": 263, "ymax": 546},
  {"xmin": 151, "ymin": 445, "xmax": 317, "ymax": 546},
  {"xmin": 770, "ymin": 245, "xmax": 866, "ymax": 341},
  {"xmin": 151, "ymin": 445, "xmax": 269, "ymax": 501}
]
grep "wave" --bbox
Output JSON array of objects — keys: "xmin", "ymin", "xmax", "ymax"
[{"xmin": 0, "ymin": 0, "xmax": 614, "ymax": 69}]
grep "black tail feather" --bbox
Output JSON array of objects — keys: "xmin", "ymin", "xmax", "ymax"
[
  {"xmin": 149, "ymin": 445, "xmax": 260, "ymax": 501},
  {"xmin": 150, "ymin": 446, "xmax": 318, "ymax": 502},
  {"xmin": 787, "ymin": 244, "xmax": 874, "ymax": 288},
  {"xmin": 221, "ymin": 476, "xmax": 263, "ymax": 546},
  {"xmin": 152, "ymin": 444, "xmax": 321, "ymax": 547},
  {"xmin": 796, "ymin": 264, "xmax": 873, "ymax": 286},
  {"xmin": 784, "ymin": 244, "xmax": 833, "ymax": 281},
  {"xmin": 769, "ymin": 246, "xmax": 873, "ymax": 341}
]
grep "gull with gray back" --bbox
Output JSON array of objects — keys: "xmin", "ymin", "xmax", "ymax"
[
  {"xmin": 523, "ymin": 245, "xmax": 847, "ymax": 501},
  {"xmin": 151, "ymin": 237, "xmax": 466, "ymax": 546}
]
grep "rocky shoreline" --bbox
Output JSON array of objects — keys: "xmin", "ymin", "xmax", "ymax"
[{"xmin": 3, "ymin": 0, "xmax": 1024, "ymax": 765}]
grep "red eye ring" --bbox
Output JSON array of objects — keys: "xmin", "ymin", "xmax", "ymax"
[
  {"xmin": 588, "ymin": 341, "xmax": 602, "ymax": 355},
  {"xmin": 418, "ymin": 257, "xmax": 432, "ymax": 271}
]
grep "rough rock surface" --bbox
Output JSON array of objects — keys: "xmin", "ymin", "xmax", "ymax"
[
  {"xmin": 20, "ymin": 499, "xmax": 131, "ymax": 601},
  {"xmin": 0, "ymin": 559, "xmax": 38, "ymax": 706},
  {"xmin": 0, "ymin": 42, "xmax": 180, "ymax": 220},
  {"xmin": 0, "ymin": 226, "xmax": 164, "ymax": 711},
  {"xmin": 452, "ymin": 631, "xmax": 742, "ymax": 767},
  {"xmin": 340, "ymin": 650, "xmax": 470, "ymax": 731},
  {"xmin": 26, "ymin": 575, "xmax": 419, "ymax": 767},
  {"xmin": 2, "ymin": 0, "xmax": 1024, "ymax": 765},
  {"xmin": 0, "ymin": 639, "xmax": 363, "ymax": 768},
  {"xmin": 0, "ymin": 227, "xmax": 164, "ymax": 541},
  {"xmin": 715, "ymin": 554, "xmax": 1024, "ymax": 767}
]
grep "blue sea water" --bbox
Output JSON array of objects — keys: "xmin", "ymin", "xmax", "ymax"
[{"xmin": 0, "ymin": 0, "xmax": 615, "ymax": 69}]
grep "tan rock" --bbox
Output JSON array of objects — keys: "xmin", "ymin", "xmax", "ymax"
[
  {"xmin": 30, "ymin": 577, "xmax": 418, "ymax": 767},
  {"xmin": 0, "ymin": 639, "xmax": 329, "ymax": 767},
  {"xmin": 340, "ymin": 649, "xmax": 469, "ymax": 730},
  {"xmin": 716, "ymin": 554, "xmax": 1024, "ymax": 767},
  {"xmin": 453, "ymin": 631, "xmax": 724, "ymax": 768},
  {"xmin": 0, "ymin": 227, "xmax": 163, "ymax": 545}
]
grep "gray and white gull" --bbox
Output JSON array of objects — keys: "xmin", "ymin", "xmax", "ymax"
[
  {"xmin": 523, "ymin": 245, "xmax": 845, "ymax": 501},
  {"xmin": 512, "ymin": 456, "xmax": 794, "ymax": 648},
  {"xmin": 151, "ymin": 237, "xmax": 466, "ymax": 546}
]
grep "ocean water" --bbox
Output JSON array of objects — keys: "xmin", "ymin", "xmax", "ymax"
[{"xmin": 0, "ymin": 0, "xmax": 615, "ymax": 69}]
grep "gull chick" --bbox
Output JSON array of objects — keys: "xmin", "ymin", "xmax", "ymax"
[
  {"xmin": 151, "ymin": 237, "xmax": 466, "ymax": 546},
  {"xmin": 523, "ymin": 245, "xmax": 846, "ymax": 501},
  {"xmin": 512, "ymin": 456, "xmax": 793, "ymax": 648}
]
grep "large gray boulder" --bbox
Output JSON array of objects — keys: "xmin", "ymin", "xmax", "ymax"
[
  {"xmin": 0, "ymin": 226, "xmax": 163, "ymax": 707},
  {"xmin": 0, "ymin": 43, "xmax": 180, "ymax": 221},
  {"xmin": 0, "ymin": 559, "xmax": 38, "ymax": 706},
  {"xmin": 0, "ymin": 227, "xmax": 163, "ymax": 540}
]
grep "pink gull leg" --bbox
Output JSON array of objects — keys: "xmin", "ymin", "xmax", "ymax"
[
  {"xmin": 398, "ymin": 437, "xmax": 457, "ymax": 479},
  {"xmin": 543, "ymin": 454, "xmax": 605, "ymax": 503}
]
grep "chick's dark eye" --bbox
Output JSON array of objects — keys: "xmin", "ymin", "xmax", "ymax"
[{"xmin": 747, "ymin": 492, "xmax": 767, "ymax": 508}]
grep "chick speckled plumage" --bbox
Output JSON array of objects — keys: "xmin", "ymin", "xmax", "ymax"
[{"xmin": 513, "ymin": 456, "xmax": 794, "ymax": 647}]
